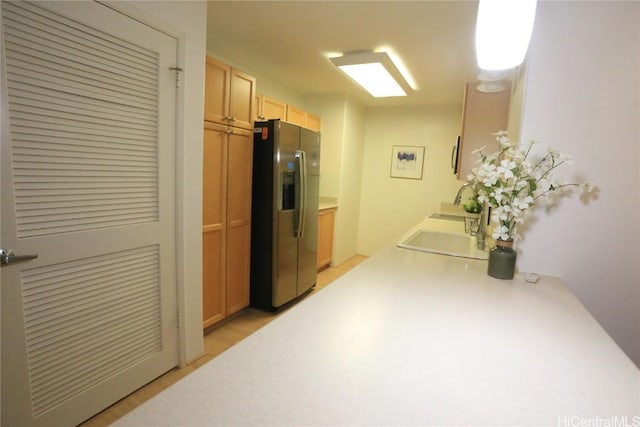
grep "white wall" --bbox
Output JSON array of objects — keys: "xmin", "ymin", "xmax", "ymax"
[
  {"xmin": 306, "ymin": 95, "xmax": 347, "ymax": 199},
  {"xmin": 306, "ymin": 95, "xmax": 366, "ymax": 265},
  {"xmin": 334, "ymin": 98, "xmax": 366, "ymax": 264},
  {"xmin": 518, "ymin": 1, "xmax": 640, "ymax": 367},
  {"xmin": 123, "ymin": 0, "xmax": 207, "ymax": 364},
  {"xmin": 357, "ymin": 106, "xmax": 465, "ymax": 255},
  {"xmin": 507, "ymin": 63, "xmax": 527, "ymax": 141},
  {"xmin": 256, "ymin": 74, "xmax": 307, "ymax": 110}
]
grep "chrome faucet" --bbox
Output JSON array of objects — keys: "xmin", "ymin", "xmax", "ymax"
[
  {"xmin": 453, "ymin": 182, "xmax": 472, "ymax": 205},
  {"xmin": 453, "ymin": 183, "xmax": 487, "ymax": 250},
  {"xmin": 476, "ymin": 203, "xmax": 487, "ymax": 250}
]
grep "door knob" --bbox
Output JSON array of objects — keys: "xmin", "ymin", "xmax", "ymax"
[{"xmin": 0, "ymin": 248, "xmax": 38, "ymax": 266}]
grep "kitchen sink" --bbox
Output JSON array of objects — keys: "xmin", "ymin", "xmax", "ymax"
[
  {"xmin": 427, "ymin": 212, "xmax": 465, "ymax": 222},
  {"xmin": 397, "ymin": 229, "xmax": 488, "ymax": 260}
]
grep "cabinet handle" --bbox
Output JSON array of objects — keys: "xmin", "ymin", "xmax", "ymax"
[
  {"xmin": 451, "ymin": 145, "xmax": 456, "ymax": 169},
  {"xmin": 225, "ymin": 115, "xmax": 236, "ymax": 122},
  {"xmin": 226, "ymin": 128, "xmax": 234, "ymax": 135},
  {"xmin": 451, "ymin": 136, "xmax": 461, "ymax": 174}
]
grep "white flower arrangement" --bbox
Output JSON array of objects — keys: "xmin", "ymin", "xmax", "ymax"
[{"xmin": 468, "ymin": 131, "xmax": 594, "ymax": 242}]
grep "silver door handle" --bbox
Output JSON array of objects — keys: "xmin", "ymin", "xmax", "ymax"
[
  {"xmin": 0, "ymin": 248, "xmax": 38, "ymax": 266},
  {"xmin": 294, "ymin": 150, "xmax": 307, "ymax": 239}
]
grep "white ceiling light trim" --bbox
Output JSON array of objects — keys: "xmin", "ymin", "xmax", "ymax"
[
  {"xmin": 375, "ymin": 45, "xmax": 418, "ymax": 90},
  {"xmin": 475, "ymin": 0, "xmax": 537, "ymax": 71},
  {"xmin": 330, "ymin": 51, "xmax": 412, "ymax": 98}
]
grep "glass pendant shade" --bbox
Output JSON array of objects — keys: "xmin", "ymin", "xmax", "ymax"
[{"xmin": 475, "ymin": 0, "xmax": 537, "ymax": 71}]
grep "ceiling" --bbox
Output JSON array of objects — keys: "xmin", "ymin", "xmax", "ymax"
[{"xmin": 206, "ymin": 1, "xmax": 481, "ymax": 107}]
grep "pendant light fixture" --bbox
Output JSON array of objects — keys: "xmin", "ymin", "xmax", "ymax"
[{"xmin": 475, "ymin": 0, "xmax": 537, "ymax": 71}]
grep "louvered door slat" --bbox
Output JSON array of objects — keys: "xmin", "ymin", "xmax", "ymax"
[
  {"xmin": 16, "ymin": 201, "xmax": 156, "ymax": 215},
  {"xmin": 13, "ymin": 153, "xmax": 157, "ymax": 169},
  {"xmin": 10, "ymin": 112, "xmax": 157, "ymax": 138},
  {"xmin": 30, "ymin": 312, "xmax": 160, "ymax": 368},
  {"xmin": 4, "ymin": 0, "xmax": 161, "ymax": 240},
  {"xmin": 14, "ymin": 188, "xmax": 156, "ymax": 198},
  {"xmin": 5, "ymin": 63, "xmax": 157, "ymax": 107},
  {"xmin": 22, "ymin": 250, "xmax": 158, "ymax": 314},
  {"xmin": 32, "ymin": 337, "xmax": 160, "ymax": 417},
  {"xmin": 5, "ymin": 42, "xmax": 157, "ymax": 90},
  {"xmin": 20, "ymin": 245, "xmax": 161, "ymax": 417},
  {"xmin": 9, "ymin": 102, "xmax": 157, "ymax": 133},
  {"xmin": 10, "ymin": 93, "xmax": 157, "ymax": 127},
  {"xmin": 10, "ymin": 81, "xmax": 157, "ymax": 120},
  {"xmin": 30, "ymin": 326, "xmax": 160, "ymax": 398},
  {"xmin": 10, "ymin": 126, "xmax": 157, "ymax": 150},
  {"xmin": 4, "ymin": 2, "xmax": 157, "ymax": 72},
  {"xmin": 22, "ymin": 261, "xmax": 157, "ymax": 303},
  {"xmin": 15, "ymin": 198, "xmax": 156, "ymax": 210},
  {"xmin": 13, "ymin": 145, "xmax": 156, "ymax": 162},
  {"xmin": 27, "ymin": 294, "xmax": 159, "ymax": 360},
  {"xmin": 4, "ymin": 45, "xmax": 157, "ymax": 94},
  {"xmin": 28, "ymin": 308, "xmax": 160, "ymax": 371}
]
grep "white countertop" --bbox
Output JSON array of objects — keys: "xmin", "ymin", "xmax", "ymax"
[
  {"xmin": 116, "ymin": 220, "xmax": 640, "ymax": 426},
  {"xmin": 319, "ymin": 196, "xmax": 338, "ymax": 211},
  {"xmin": 318, "ymin": 202, "xmax": 338, "ymax": 211}
]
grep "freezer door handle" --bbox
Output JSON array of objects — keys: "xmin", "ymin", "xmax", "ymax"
[{"xmin": 295, "ymin": 150, "xmax": 307, "ymax": 239}]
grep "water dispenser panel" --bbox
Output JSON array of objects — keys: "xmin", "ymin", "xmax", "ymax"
[{"xmin": 281, "ymin": 171, "xmax": 296, "ymax": 210}]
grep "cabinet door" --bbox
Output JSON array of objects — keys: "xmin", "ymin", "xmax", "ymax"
[
  {"xmin": 317, "ymin": 209, "xmax": 335, "ymax": 269},
  {"xmin": 286, "ymin": 104, "xmax": 307, "ymax": 128},
  {"xmin": 203, "ymin": 123, "xmax": 228, "ymax": 328},
  {"xmin": 262, "ymin": 96, "xmax": 287, "ymax": 121},
  {"xmin": 306, "ymin": 113, "xmax": 321, "ymax": 132},
  {"xmin": 226, "ymin": 127, "xmax": 253, "ymax": 315},
  {"xmin": 204, "ymin": 57, "xmax": 230, "ymax": 125},
  {"xmin": 457, "ymin": 82, "xmax": 511, "ymax": 179},
  {"xmin": 229, "ymin": 68, "xmax": 256, "ymax": 130}
]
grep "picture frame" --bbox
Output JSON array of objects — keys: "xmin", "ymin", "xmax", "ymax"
[{"xmin": 390, "ymin": 145, "xmax": 425, "ymax": 179}]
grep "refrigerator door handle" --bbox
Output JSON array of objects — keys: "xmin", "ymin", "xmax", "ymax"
[{"xmin": 295, "ymin": 150, "xmax": 307, "ymax": 239}]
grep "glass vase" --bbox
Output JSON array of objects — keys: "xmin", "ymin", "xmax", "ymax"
[{"xmin": 487, "ymin": 239, "xmax": 517, "ymax": 279}]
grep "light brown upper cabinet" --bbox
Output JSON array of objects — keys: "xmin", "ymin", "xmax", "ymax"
[
  {"xmin": 255, "ymin": 93, "xmax": 322, "ymax": 132},
  {"xmin": 306, "ymin": 113, "xmax": 321, "ymax": 133},
  {"xmin": 285, "ymin": 104, "xmax": 307, "ymax": 128},
  {"xmin": 456, "ymin": 82, "xmax": 511, "ymax": 180},
  {"xmin": 205, "ymin": 56, "xmax": 256, "ymax": 130},
  {"xmin": 286, "ymin": 105, "xmax": 321, "ymax": 132},
  {"xmin": 256, "ymin": 94, "xmax": 286, "ymax": 121}
]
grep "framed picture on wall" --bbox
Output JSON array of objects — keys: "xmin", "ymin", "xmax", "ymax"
[{"xmin": 390, "ymin": 145, "xmax": 425, "ymax": 179}]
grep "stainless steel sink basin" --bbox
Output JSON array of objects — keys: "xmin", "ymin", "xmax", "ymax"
[{"xmin": 397, "ymin": 229, "xmax": 488, "ymax": 260}]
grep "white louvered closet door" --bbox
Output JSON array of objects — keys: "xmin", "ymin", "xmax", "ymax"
[{"xmin": 1, "ymin": 2, "xmax": 179, "ymax": 426}]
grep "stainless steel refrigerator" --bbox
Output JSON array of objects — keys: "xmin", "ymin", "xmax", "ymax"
[{"xmin": 250, "ymin": 119, "xmax": 320, "ymax": 310}]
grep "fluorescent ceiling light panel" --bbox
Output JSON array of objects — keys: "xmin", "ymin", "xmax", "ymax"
[
  {"xmin": 331, "ymin": 51, "xmax": 412, "ymax": 97},
  {"xmin": 475, "ymin": 0, "xmax": 537, "ymax": 70}
]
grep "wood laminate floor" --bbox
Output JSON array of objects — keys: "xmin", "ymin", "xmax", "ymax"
[{"xmin": 82, "ymin": 255, "xmax": 367, "ymax": 426}]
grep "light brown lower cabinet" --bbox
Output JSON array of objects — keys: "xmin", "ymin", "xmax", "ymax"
[
  {"xmin": 317, "ymin": 208, "xmax": 336, "ymax": 270},
  {"xmin": 202, "ymin": 121, "xmax": 253, "ymax": 329}
]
